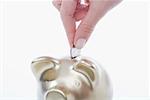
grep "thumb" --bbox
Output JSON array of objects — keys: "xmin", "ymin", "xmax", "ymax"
[
  {"xmin": 74, "ymin": 5, "xmax": 106, "ymax": 49},
  {"xmin": 74, "ymin": 0, "xmax": 122, "ymax": 49}
]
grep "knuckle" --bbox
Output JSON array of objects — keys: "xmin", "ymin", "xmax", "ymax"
[
  {"xmin": 81, "ymin": 23, "xmax": 94, "ymax": 34},
  {"xmin": 52, "ymin": 0, "xmax": 56, "ymax": 4},
  {"xmin": 52, "ymin": 0, "xmax": 61, "ymax": 7},
  {"xmin": 60, "ymin": 11, "xmax": 74, "ymax": 18},
  {"xmin": 52, "ymin": 0, "xmax": 57, "ymax": 6}
]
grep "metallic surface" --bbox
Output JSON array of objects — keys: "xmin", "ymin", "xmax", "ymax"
[{"xmin": 31, "ymin": 56, "xmax": 112, "ymax": 100}]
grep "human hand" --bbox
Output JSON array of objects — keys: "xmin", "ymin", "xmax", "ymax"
[{"xmin": 53, "ymin": 0, "xmax": 122, "ymax": 49}]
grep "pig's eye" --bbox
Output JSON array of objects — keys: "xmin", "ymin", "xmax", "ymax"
[
  {"xmin": 31, "ymin": 57, "xmax": 59, "ymax": 81},
  {"xmin": 73, "ymin": 60, "xmax": 96, "ymax": 82}
]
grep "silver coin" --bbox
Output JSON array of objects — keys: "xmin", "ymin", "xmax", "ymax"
[{"xmin": 70, "ymin": 48, "xmax": 81, "ymax": 59}]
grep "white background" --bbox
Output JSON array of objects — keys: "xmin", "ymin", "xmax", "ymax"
[{"xmin": 0, "ymin": 0, "xmax": 150, "ymax": 100}]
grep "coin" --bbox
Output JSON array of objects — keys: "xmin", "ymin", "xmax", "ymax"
[{"xmin": 70, "ymin": 48, "xmax": 81, "ymax": 59}]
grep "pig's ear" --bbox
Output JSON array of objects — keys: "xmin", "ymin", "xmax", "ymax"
[
  {"xmin": 31, "ymin": 56, "xmax": 60, "ymax": 81},
  {"xmin": 73, "ymin": 59, "xmax": 97, "ymax": 85}
]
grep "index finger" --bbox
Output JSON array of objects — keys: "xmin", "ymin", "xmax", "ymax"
[{"xmin": 60, "ymin": 0, "xmax": 77, "ymax": 47}]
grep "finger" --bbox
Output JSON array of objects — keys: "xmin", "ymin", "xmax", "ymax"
[
  {"xmin": 60, "ymin": 0, "xmax": 77, "ymax": 47},
  {"xmin": 74, "ymin": 0, "xmax": 122, "ymax": 49},
  {"xmin": 74, "ymin": 3, "xmax": 102, "ymax": 49},
  {"xmin": 52, "ymin": 0, "xmax": 62, "ymax": 11}
]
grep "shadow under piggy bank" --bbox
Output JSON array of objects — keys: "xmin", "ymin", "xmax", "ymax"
[{"xmin": 31, "ymin": 56, "xmax": 112, "ymax": 100}]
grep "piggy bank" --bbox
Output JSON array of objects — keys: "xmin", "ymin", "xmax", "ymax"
[{"xmin": 31, "ymin": 56, "xmax": 112, "ymax": 100}]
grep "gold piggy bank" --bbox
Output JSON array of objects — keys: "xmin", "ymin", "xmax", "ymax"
[{"xmin": 31, "ymin": 56, "xmax": 112, "ymax": 100}]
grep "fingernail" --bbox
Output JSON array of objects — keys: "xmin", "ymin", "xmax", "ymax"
[{"xmin": 75, "ymin": 38, "xmax": 86, "ymax": 49}]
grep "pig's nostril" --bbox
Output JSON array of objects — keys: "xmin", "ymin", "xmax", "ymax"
[{"xmin": 45, "ymin": 89, "xmax": 67, "ymax": 100}]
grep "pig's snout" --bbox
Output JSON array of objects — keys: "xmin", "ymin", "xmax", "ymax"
[{"xmin": 45, "ymin": 89, "xmax": 66, "ymax": 100}]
